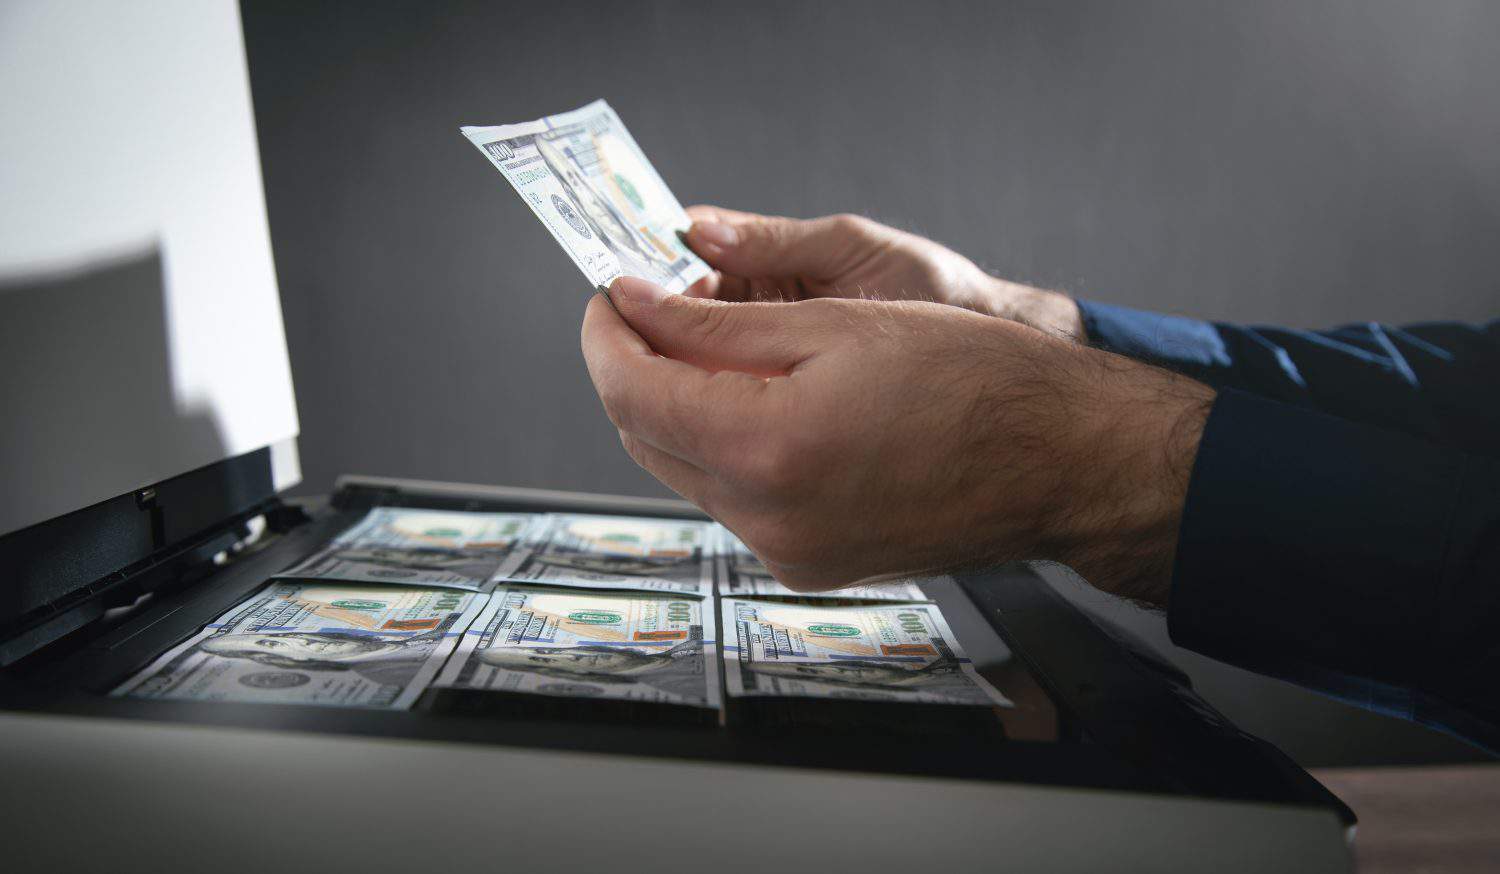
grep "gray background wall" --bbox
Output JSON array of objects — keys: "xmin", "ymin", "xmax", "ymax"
[{"xmin": 241, "ymin": 0, "xmax": 1499, "ymax": 766}]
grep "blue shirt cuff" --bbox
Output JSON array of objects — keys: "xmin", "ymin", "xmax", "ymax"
[{"xmin": 1077, "ymin": 300, "xmax": 1232, "ymax": 377}]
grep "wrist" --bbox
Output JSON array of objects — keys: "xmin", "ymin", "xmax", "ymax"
[{"xmin": 1040, "ymin": 353, "xmax": 1215, "ymax": 606}]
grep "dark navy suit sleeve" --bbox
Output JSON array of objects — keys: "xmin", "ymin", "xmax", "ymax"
[{"xmin": 1076, "ymin": 301, "xmax": 1500, "ymax": 752}]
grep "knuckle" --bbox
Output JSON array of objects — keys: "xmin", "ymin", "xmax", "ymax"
[
  {"xmin": 828, "ymin": 212, "xmax": 872, "ymax": 237},
  {"xmin": 759, "ymin": 448, "xmax": 825, "ymax": 507},
  {"xmin": 596, "ymin": 380, "xmax": 635, "ymax": 433},
  {"xmin": 734, "ymin": 395, "xmax": 825, "ymax": 494},
  {"xmin": 737, "ymin": 436, "xmax": 799, "ymax": 495},
  {"xmin": 593, "ymin": 380, "xmax": 624, "ymax": 427},
  {"xmin": 750, "ymin": 216, "xmax": 795, "ymax": 251},
  {"xmin": 618, "ymin": 431, "xmax": 648, "ymax": 466},
  {"xmin": 594, "ymin": 376, "xmax": 654, "ymax": 437},
  {"xmin": 798, "ymin": 296, "xmax": 847, "ymax": 322}
]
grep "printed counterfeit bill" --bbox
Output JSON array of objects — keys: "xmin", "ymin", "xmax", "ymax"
[
  {"xmin": 113, "ymin": 582, "xmax": 484, "ymax": 709},
  {"xmin": 721, "ymin": 598, "xmax": 1012, "ymax": 707},
  {"xmin": 501, "ymin": 513, "xmax": 714, "ymax": 597},
  {"xmin": 433, "ymin": 586, "xmax": 718, "ymax": 709},
  {"xmin": 714, "ymin": 526, "xmax": 929, "ymax": 602},
  {"xmin": 461, "ymin": 100, "xmax": 711, "ymax": 293},
  {"xmin": 278, "ymin": 507, "xmax": 535, "ymax": 592}
]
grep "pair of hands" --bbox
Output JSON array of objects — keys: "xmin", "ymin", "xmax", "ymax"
[{"xmin": 581, "ymin": 207, "xmax": 1215, "ymax": 605}]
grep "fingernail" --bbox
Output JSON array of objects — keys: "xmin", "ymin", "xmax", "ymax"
[
  {"xmin": 611, "ymin": 277, "xmax": 668, "ymax": 305},
  {"xmin": 596, "ymin": 284, "xmax": 619, "ymax": 313},
  {"xmin": 693, "ymin": 221, "xmax": 738, "ymax": 249}
]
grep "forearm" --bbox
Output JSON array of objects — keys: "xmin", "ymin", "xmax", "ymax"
[
  {"xmin": 957, "ymin": 324, "xmax": 1213, "ymax": 605},
  {"xmin": 1017, "ymin": 306, "xmax": 1500, "ymax": 751}
]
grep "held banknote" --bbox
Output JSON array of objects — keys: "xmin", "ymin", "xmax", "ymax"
[
  {"xmin": 278, "ymin": 507, "xmax": 535, "ymax": 592},
  {"xmin": 461, "ymin": 100, "xmax": 711, "ymax": 293},
  {"xmin": 721, "ymin": 598, "xmax": 1012, "ymax": 707},
  {"xmin": 502, "ymin": 513, "xmax": 715, "ymax": 597},
  {"xmin": 715, "ymin": 526, "xmax": 929, "ymax": 602},
  {"xmin": 113, "ymin": 582, "xmax": 484, "ymax": 709},
  {"xmin": 433, "ymin": 586, "xmax": 719, "ymax": 709}
]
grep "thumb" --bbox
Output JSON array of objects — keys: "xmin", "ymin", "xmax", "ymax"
[
  {"xmin": 683, "ymin": 212, "xmax": 879, "ymax": 283},
  {"xmin": 607, "ymin": 276, "xmax": 824, "ymax": 376}
]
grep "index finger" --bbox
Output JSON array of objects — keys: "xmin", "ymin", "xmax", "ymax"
[
  {"xmin": 581, "ymin": 293, "xmax": 775, "ymax": 471},
  {"xmin": 683, "ymin": 205, "xmax": 792, "ymax": 302},
  {"xmin": 685, "ymin": 204, "xmax": 769, "ymax": 226}
]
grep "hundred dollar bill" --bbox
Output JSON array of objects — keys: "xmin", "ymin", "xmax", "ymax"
[
  {"xmin": 113, "ymin": 582, "xmax": 484, "ymax": 709},
  {"xmin": 502, "ymin": 513, "xmax": 714, "ymax": 597},
  {"xmin": 433, "ymin": 586, "xmax": 718, "ymax": 709},
  {"xmin": 462, "ymin": 100, "xmax": 711, "ymax": 293},
  {"xmin": 278, "ymin": 507, "xmax": 535, "ymax": 592},
  {"xmin": 715, "ymin": 526, "xmax": 928, "ymax": 602},
  {"xmin": 721, "ymin": 598, "xmax": 1012, "ymax": 707}
]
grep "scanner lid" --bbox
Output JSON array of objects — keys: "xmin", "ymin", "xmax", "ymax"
[
  {"xmin": 0, "ymin": 1, "xmax": 300, "ymax": 659},
  {"xmin": 0, "ymin": 0, "xmax": 300, "ymax": 541}
]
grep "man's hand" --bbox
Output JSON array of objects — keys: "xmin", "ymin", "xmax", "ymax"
[
  {"xmin": 583, "ymin": 277, "xmax": 1215, "ymax": 605},
  {"xmin": 680, "ymin": 205, "xmax": 1085, "ymax": 340}
]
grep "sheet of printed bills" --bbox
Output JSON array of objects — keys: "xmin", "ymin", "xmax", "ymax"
[
  {"xmin": 462, "ymin": 100, "xmax": 711, "ymax": 293},
  {"xmin": 113, "ymin": 582, "xmax": 483, "ymax": 709},
  {"xmin": 503, "ymin": 513, "xmax": 715, "ymax": 597},
  {"xmin": 721, "ymin": 598, "xmax": 1012, "ymax": 708},
  {"xmin": 433, "ymin": 585, "xmax": 719, "ymax": 710},
  {"xmin": 277, "ymin": 507, "xmax": 534, "ymax": 592},
  {"xmin": 714, "ymin": 526, "xmax": 929, "ymax": 602}
]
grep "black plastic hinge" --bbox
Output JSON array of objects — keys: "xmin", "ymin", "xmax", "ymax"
[
  {"xmin": 136, "ymin": 487, "xmax": 164, "ymax": 548},
  {"xmin": 263, "ymin": 501, "xmax": 312, "ymax": 534}
]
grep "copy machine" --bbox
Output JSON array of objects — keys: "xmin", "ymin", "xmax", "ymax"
[{"xmin": 0, "ymin": 3, "xmax": 1353, "ymax": 872}]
